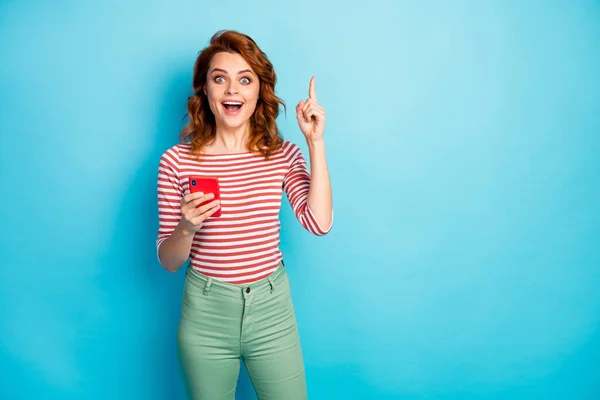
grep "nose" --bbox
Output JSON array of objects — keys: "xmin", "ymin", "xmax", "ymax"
[{"xmin": 225, "ymin": 81, "xmax": 239, "ymax": 95}]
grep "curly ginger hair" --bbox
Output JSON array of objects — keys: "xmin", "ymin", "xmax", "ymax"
[{"xmin": 180, "ymin": 30, "xmax": 286, "ymax": 159}]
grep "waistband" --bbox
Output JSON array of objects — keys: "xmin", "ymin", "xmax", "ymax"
[{"xmin": 185, "ymin": 260, "xmax": 287, "ymax": 298}]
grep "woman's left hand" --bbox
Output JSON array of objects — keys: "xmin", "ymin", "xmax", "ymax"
[{"xmin": 296, "ymin": 76, "xmax": 326, "ymax": 142}]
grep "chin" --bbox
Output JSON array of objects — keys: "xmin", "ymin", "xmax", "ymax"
[{"xmin": 219, "ymin": 117, "xmax": 249, "ymax": 130}]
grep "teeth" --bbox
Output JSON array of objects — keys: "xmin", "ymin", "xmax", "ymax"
[{"xmin": 223, "ymin": 102, "xmax": 242, "ymax": 105}]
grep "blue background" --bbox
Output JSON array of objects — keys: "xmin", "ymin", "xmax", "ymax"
[{"xmin": 1, "ymin": 0, "xmax": 599, "ymax": 399}]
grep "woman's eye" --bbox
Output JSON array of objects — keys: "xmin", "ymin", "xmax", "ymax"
[{"xmin": 214, "ymin": 76, "xmax": 251, "ymax": 84}]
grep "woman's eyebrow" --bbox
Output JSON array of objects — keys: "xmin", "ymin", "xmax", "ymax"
[{"xmin": 210, "ymin": 67, "xmax": 254, "ymax": 75}]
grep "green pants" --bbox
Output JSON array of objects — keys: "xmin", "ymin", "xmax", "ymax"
[{"xmin": 177, "ymin": 261, "xmax": 307, "ymax": 400}]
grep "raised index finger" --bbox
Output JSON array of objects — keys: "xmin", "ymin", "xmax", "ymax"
[{"xmin": 309, "ymin": 76, "xmax": 317, "ymax": 101}]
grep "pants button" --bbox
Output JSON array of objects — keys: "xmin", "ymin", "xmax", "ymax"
[{"xmin": 246, "ymin": 287, "xmax": 251, "ymax": 293}]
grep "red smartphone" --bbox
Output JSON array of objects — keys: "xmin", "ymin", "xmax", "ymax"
[{"xmin": 188, "ymin": 176, "xmax": 222, "ymax": 218}]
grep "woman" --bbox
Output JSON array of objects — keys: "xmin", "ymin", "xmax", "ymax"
[{"xmin": 156, "ymin": 30, "xmax": 333, "ymax": 399}]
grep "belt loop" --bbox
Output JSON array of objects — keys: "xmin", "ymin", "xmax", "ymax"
[
  {"xmin": 267, "ymin": 276, "xmax": 275, "ymax": 293},
  {"xmin": 204, "ymin": 278, "xmax": 213, "ymax": 295}
]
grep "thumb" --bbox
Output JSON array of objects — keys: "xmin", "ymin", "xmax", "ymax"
[{"xmin": 295, "ymin": 100, "xmax": 305, "ymax": 118}]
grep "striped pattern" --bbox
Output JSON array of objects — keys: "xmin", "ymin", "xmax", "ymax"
[{"xmin": 156, "ymin": 140, "xmax": 332, "ymax": 284}]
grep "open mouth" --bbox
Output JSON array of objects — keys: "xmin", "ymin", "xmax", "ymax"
[{"xmin": 222, "ymin": 101, "xmax": 244, "ymax": 115}]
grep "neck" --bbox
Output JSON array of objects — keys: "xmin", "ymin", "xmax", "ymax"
[{"xmin": 212, "ymin": 122, "xmax": 252, "ymax": 153}]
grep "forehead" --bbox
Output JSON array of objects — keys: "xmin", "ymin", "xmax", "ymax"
[{"xmin": 209, "ymin": 52, "xmax": 253, "ymax": 73}]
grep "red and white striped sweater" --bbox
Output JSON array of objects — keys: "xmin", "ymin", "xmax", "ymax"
[{"xmin": 156, "ymin": 140, "xmax": 332, "ymax": 284}]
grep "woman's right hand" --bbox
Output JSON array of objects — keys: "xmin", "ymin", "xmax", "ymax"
[{"xmin": 178, "ymin": 192, "xmax": 221, "ymax": 235}]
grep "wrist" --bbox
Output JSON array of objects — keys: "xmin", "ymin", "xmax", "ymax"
[
  {"xmin": 306, "ymin": 137, "xmax": 325, "ymax": 150},
  {"xmin": 176, "ymin": 221, "xmax": 196, "ymax": 238}
]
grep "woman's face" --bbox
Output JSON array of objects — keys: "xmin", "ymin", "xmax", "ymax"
[{"xmin": 204, "ymin": 52, "xmax": 260, "ymax": 131}]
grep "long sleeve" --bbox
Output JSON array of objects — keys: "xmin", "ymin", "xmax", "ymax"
[
  {"xmin": 156, "ymin": 146, "xmax": 184, "ymax": 259},
  {"xmin": 283, "ymin": 143, "xmax": 333, "ymax": 236}
]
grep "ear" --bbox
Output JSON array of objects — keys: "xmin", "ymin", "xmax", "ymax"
[{"xmin": 203, "ymin": 83, "xmax": 207, "ymax": 96}]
